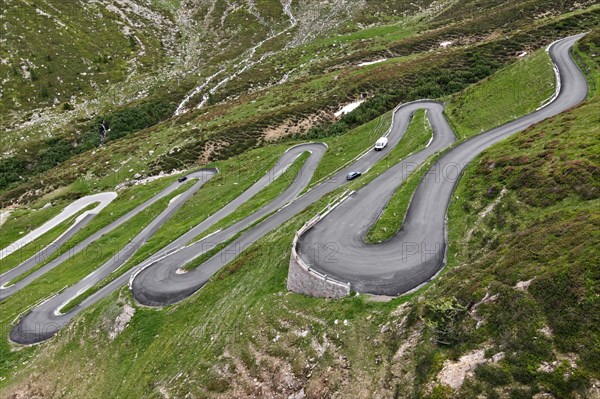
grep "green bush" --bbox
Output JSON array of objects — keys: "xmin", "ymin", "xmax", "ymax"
[
  {"xmin": 0, "ymin": 99, "xmax": 175, "ymax": 191},
  {"xmin": 97, "ymin": 99, "xmax": 175, "ymax": 141},
  {"xmin": 540, "ymin": 363, "xmax": 591, "ymax": 399},
  {"xmin": 423, "ymin": 297, "xmax": 470, "ymax": 346},
  {"xmin": 509, "ymin": 388, "xmax": 533, "ymax": 399},
  {"xmin": 0, "ymin": 158, "xmax": 26, "ymax": 188},
  {"xmin": 475, "ymin": 363, "xmax": 511, "ymax": 386},
  {"xmin": 499, "ymin": 337, "xmax": 544, "ymax": 385},
  {"xmin": 430, "ymin": 384, "xmax": 453, "ymax": 399}
]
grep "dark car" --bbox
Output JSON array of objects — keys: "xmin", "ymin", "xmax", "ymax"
[
  {"xmin": 178, "ymin": 176, "xmax": 188, "ymax": 183},
  {"xmin": 346, "ymin": 171, "xmax": 361, "ymax": 180}
]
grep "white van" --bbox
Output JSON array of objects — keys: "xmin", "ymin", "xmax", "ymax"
[{"xmin": 374, "ymin": 137, "xmax": 388, "ymax": 151}]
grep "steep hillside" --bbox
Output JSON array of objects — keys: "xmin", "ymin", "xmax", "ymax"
[
  {"xmin": 419, "ymin": 93, "xmax": 599, "ymax": 399},
  {"xmin": 0, "ymin": 2, "xmax": 599, "ymax": 399},
  {"xmin": 2, "ymin": 27, "xmax": 598, "ymax": 399},
  {"xmin": 1, "ymin": 1, "xmax": 598, "ymax": 205},
  {"xmin": 4, "ymin": 98, "xmax": 598, "ymax": 399}
]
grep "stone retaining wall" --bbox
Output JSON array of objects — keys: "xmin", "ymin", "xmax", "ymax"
[{"xmin": 286, "ymin": 211, "xmax": 351, "ymax": 298}]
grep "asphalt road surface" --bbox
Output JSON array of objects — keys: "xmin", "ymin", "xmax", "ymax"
[
  {"xmin": 297, "ymin": 34, "xmax": 588, "ymax": 295},
  {"xmin": 0, "ymin": 192, "xmax": 116, "ymax": 260},
  {"xmin": 0, "ymin": 170, "xmax": 216, "ymax": 300},
  {"xmin": 7, "ymin": 34, "xmax": 587, "ymax": 344},
  {"xmin": 8, "ymin": 144, "xmax": 326, "ymax": 343}
]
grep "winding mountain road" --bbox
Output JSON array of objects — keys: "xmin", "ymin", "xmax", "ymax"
[
  {"xmin": 296, "ymin": 34, "xmax": 588, "ymax": 295},
  {"xmin": 0, "ymin": 192, "xmax": 116, "ymax": 261},
  {"xmin": 7, "ymin": 144, "xmax": 325, "ymax": 344},
  {"xmin": 6, "ymin": 34, "xmax": 587, "ymax": 344},
  {"xmin": 0, "ymin": 170, "xmax": 216, "ymax": 300}
]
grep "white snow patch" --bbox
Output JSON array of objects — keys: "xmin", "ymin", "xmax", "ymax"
[
  {"xmin": 334, "ymin": 100, "xmax": 365, "ymax": 117},
  {"xmin": 358, "ymin": 58, "xmax": 387, "ymax": 67}
]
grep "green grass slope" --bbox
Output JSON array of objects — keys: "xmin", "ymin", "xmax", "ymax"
[
  {"xmin": 421, "ymin": 94, "xmax": 599, "ymax": 399},
  {"xmin": 1, "ymin": 2, "xmax": 598, "ymax": 205},
  {"xmin": 366, "ymin": 48, "xmax": 557, "ymax": 243},
  {"xmin": 3, "ymin": 96, "xmax": 597, "ymax": 398},
  {"xmin": 2, "ymin": 30, "xmax": 598, "ymax": 399},
  {"xmin": 445, "ymin": 49, "xmax": 556, "ymax": 140},
  {"xmin": 0, "ymin": 0, "xmax": 170, "ymax": 121}
]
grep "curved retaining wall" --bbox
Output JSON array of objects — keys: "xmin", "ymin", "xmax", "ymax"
[{"xmin": 287, "ymin": 202, "xmax": 351, "ymax": 298}]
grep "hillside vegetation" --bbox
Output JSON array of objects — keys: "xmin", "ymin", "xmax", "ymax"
[
  {"xmin": 4, "ymin": 95, "xmax": 598, "ymax": 399},
  {"xmin": 1, "ymin": 1, "xmax": 598, "ymax": 205},
  {"xmin": 1, "ymin": 1, "xmax": 599, "ymax": 398},
  {"xmin": 366, "ymin": 48, "xmax": 557, "ymax": 243},
  {"xmin": 445, "ymin": 49, "xmax": 556, "ymax": 139},
  {"xmin": 2, "ymin": 25, "xmax": 598, "ymax": 399}
]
